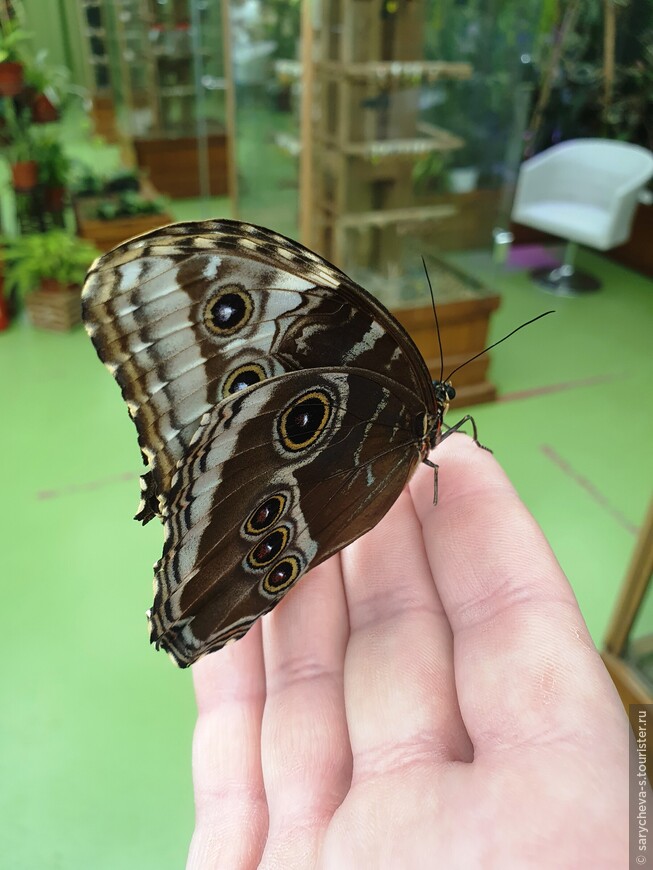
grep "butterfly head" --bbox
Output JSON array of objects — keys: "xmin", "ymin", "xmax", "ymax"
[{"xmin": 433, "ymin": 379, "xmax": 456, "ymax": 409}]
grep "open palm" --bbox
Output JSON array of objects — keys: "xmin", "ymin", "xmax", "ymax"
[{"xmin": 187, "ymin": 436, "xmax": 628, "ymax": 869}]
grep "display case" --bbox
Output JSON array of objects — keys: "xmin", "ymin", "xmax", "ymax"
[
  {"xmin": 89, "ymin": 0, "xmax": 231, "ymax": 198},
  {"xmin": 293, "ymin": 0, "xmax": 546, "ymax": 396},
  {"xmin": 75, "ymin": 0, "xmax": 119, "ymax": 140}
]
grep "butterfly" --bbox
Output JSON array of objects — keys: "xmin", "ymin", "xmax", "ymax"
[{"xmin": 82, "ymin": 219, "xmax": 479, "ymax": 667}]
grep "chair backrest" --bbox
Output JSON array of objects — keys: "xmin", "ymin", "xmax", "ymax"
[
  {"xmin": 513, "ymin": 139, "xmax": 653, "ymax": 248},
  {"xmin": 518, "ymin": 139, "xmax": 653, "ymax": 209}
]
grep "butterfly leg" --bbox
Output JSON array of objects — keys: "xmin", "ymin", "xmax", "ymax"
[
  {"xmin": 440, "ymin": 415, "xmax": 492, "ymax": 454},
  {"xmin": 422, "ymin": 457, "xmax": 440, "ymax": 505}
]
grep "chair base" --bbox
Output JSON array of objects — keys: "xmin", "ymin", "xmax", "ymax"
[{"xmin": 530, "ymin": 265, "xmax": 601, "ymax": 296}]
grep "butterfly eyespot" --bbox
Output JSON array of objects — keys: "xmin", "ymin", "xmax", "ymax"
[
  {"xmin": 262, "ymin": 556, "xmax": 301, "ymax": 596},
  {"xmin": 203, "ymin": 286, "xmax": 253, "ymax": 336},
  {"xmin": 278, "ymin": 389, "xmax": 332, "ymax": 452},
  {"xmin": 246, "ymin": 526, "xmax": 289, "ymax": 569},
  {"xmin": 223, "ymin": 363, "xmax": 266, "ymax": 397},
  {"xmin": 245, "ymin": 494, "xmax": 287, "ymax": 535}
]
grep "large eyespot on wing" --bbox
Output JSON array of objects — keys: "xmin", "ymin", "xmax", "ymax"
[
  {"xmin": 146, "ymin": 367, "xmax": 425, "ymax": 667},
  {"xmin": 203, "ymin": 285, "xmax": 253, "ymax": 335},
  {"xmin": 261, "ymin": 556, "xmax": 301, "ymax": 597},
  {"xmin": 243, "ymin": 493, "xmax": 288, "ymax": 536},
  {"xmin": 222, "ymin": 363, "xmax": 267, "ymax": 397},
  {"xmin": 276, "ymin": 388, "xmax": 334, "ymax": 453}
]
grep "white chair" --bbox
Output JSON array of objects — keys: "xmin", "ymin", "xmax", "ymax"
[{"xmin": 511, "ymin": 138, "xmax": 653, "ymax": 294}]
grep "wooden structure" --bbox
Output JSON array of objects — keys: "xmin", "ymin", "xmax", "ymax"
[
  {"xmin": 297, "ymin": 2, "xmax": 499, "ymax": 405},
  {"xmin": 302, "ymin": 0, "xmax": 472, "ymax": 271},
  {"xmin": 603, "ymin": 498, "xmax": 653, "ymax": 710}
]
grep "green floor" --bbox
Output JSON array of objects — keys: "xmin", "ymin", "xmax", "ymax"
[{"xmin": 1, "ymin": 243, "xmax": 652, "ymax": 868}]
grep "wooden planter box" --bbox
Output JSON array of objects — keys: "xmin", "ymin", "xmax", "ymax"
[
  {"xmin": 133, "ymin": 133, "xmax": 229, "ymax": 198},
  {"xmin": 414, "ymin": 188, "xmax": 504, "ymax": 253},
  {"xmin": 388, "ymin": 259, "xmax": 501, "ymax": 407},
  {"xmin": 74, "ymin": 194, "xmax": 173, "ymax": 252},
  {"xmin": 26, "ymin": 286, "xmax": 82, "ymax": 331},
  {"xmin": 73, "ymin": 179, "xmax": 173, "ymax": 252},
  {"xmin": 77, "ymin": 211, "xmax": 173, "ymax": 252}
]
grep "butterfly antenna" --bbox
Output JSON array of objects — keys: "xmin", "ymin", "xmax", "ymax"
[
  {"xmin": 421, "ymin": 256, "xmax": 444, "ymax": 383},
  {"xmin": 445, "ymin": 310, "xmax": 555, "ymax": 382}
]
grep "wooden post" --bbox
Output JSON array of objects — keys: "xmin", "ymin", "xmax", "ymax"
[
  {"xmin": 299, "ymin": 0, "xmax": 314, "ymax": 246},
  {"xmin": 221, "ymin": 0, "xmax": 239, "ymax": 216},
  {"xmin": 603, "ymin": 0, "xmax": 616, "ymax": 114}
]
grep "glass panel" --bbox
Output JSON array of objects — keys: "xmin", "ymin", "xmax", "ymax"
[
  {"xmin": 226, "ymin": 0, "xmax": 302, "ymax": 237},
  {"xmin": 102, "ymin": 0, "xmax": 228, "ymax": 201}
]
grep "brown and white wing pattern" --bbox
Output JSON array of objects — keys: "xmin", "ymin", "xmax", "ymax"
[
  {"xmin": 82, "ymin": 220, "xmax": 438, "ymax": 666},
  {"xmin": 148, "ymin": 368, "xmax": 423, "ymax": 667},
  {"xmin": 82, "ymin": 220, "xmax": 434, "ymax": 523}
]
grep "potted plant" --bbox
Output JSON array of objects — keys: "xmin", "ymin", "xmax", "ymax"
[
  {"xmin": 411, "ymin": 151, "xmax": 449, "ymax": 194},
  {"xmin": 0, "ymin": 19, "xmax": 31, "ymax": 96},
  {"xmin": 2, "ymin": 100, "xmax": 38, "ymax": 190},
  {"xmin": 34, "ymin": 133, "xmax": 70, "ymax": 210},
  {"xmin": 96, "ymin": 190, "xmax": 167, "ymax": 220},
  {"xmin": 103, "ymin": 168, "xmax": 140, "ymax": 194},
  {"xmin": 70, "ymin": 164, "xmax": 104, "ymax": 198},
  {"xmin": 1, "ymin": 231, "xmax": 99, "ymax": 330},
  {"xmin": 23, "ymin": 52, "xmax": 72, "ymax": 123},
  {"xmin": 77, "ymin": 184, "xmax": 172, "ymax": 251}
]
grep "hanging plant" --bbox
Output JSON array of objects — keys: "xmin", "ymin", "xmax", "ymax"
[{"xmin": 0, "ymin": 19, "xmax": 31, "ymax": 96}]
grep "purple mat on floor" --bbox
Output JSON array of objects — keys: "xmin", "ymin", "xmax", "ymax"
[{"xmin": 506, "ymin": 245, "xmax": 560, "ymax": 271}]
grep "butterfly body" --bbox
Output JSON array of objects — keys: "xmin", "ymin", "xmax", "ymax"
[{"xmin": 82, "ymin": 220, "xmax": 449, "ymax": 666}]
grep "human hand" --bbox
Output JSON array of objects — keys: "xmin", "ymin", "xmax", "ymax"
[{"xmin": 187, "ymin": 435, "xmax": 629, "ymax": 869}]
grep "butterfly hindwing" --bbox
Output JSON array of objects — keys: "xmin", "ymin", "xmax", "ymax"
[{"xmin": 147, "ymin": 367, "xmax": 423, "ymax": 667}]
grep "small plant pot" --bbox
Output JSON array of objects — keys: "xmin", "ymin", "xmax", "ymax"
[
  {"xmin": 44, "ymin": 185, "xmax": 66, "ymax": 212},
  {"xmin": 31, "ymin": 92, "xmax": 59, "ymax": 123},
  {"xmin": 40, "ymin": 277, "xmax": 66, "ymax": 293},
  {"xmin": 0, "ymin": 61, "xmax": 24, "ymax": 96},
  {"xmin": 448, "ymin": 167, "xmax": 480, "ymax": 194},
  {"xmin": 26, "ymin": 283, "xmax": 82, "ymax": 331},
  {"xmin": 11, "ymin": 160, "xmax": 39, "ymax": 191}
]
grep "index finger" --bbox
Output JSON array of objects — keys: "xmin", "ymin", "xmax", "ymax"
[{"xmin": 409, "ymin": 434, "xmax": 625, "ymax": 754}]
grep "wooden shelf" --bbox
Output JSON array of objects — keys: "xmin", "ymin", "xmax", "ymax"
[
  {"xmin": 344, "ymin": 137, "xmax": 463, "ymax": 160},
  {"xmin": 338, "ymin": 204, "xmax": 457, "ymax": 228},
  {"xmin": 317, "ymin": 60, "xmax": 472, "ymax": 83}
]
